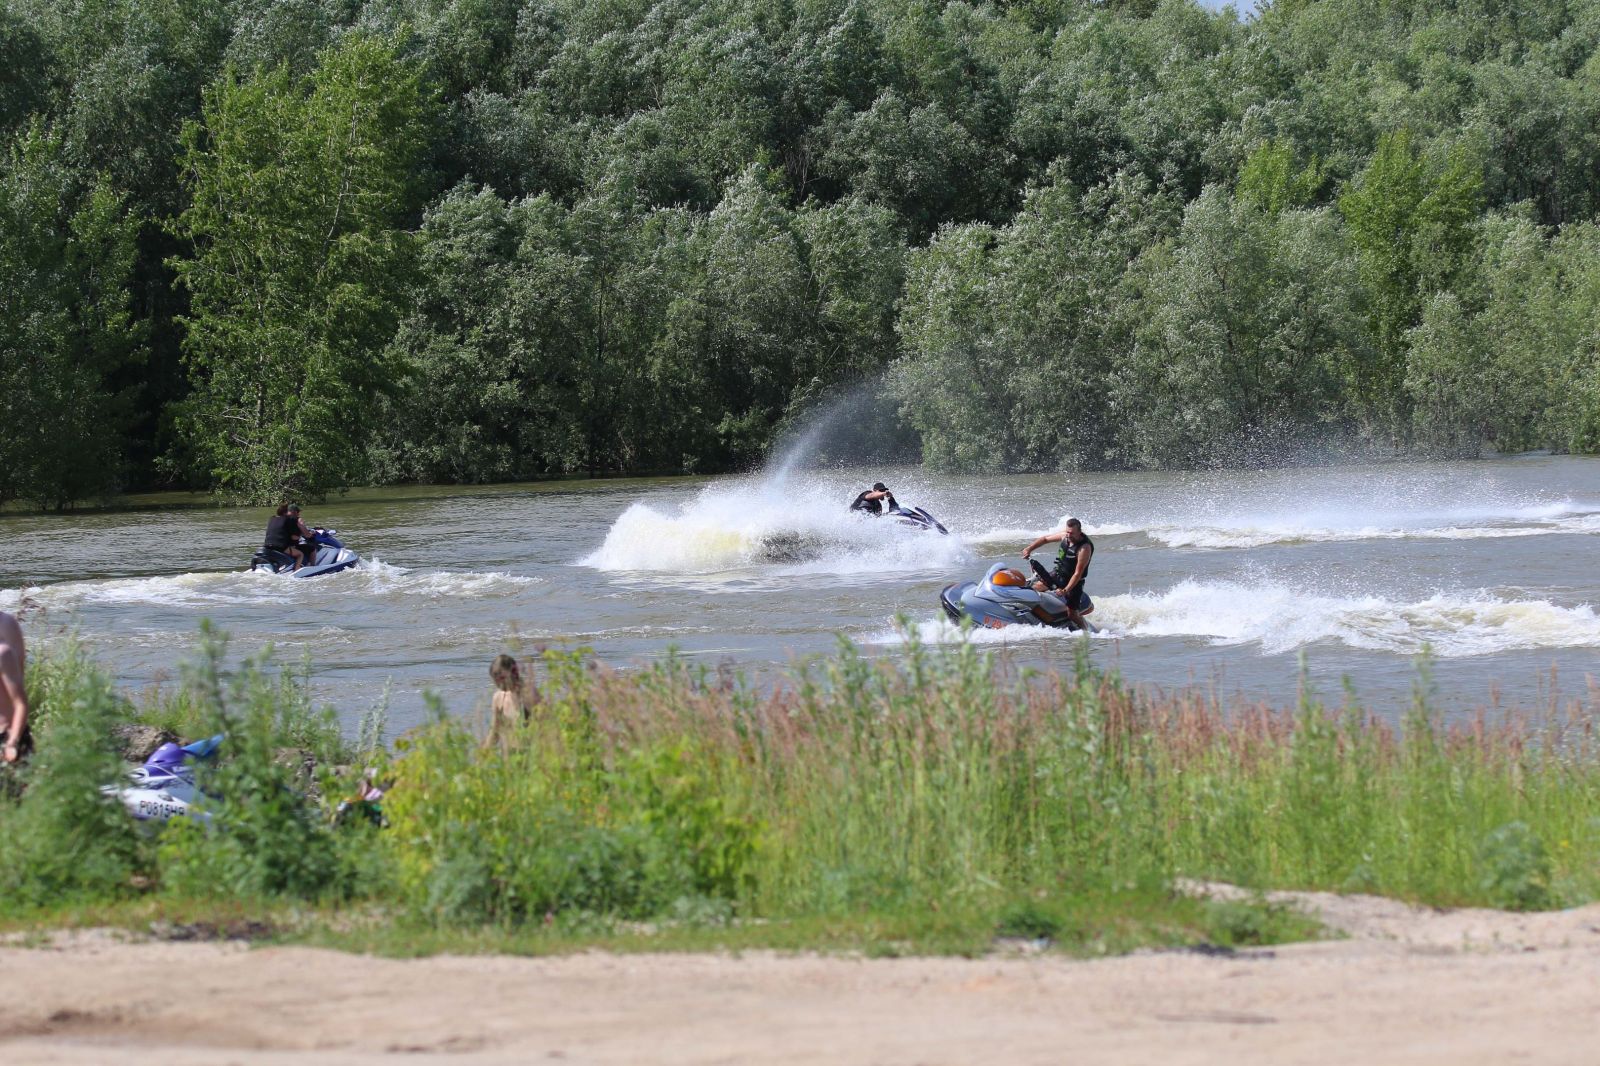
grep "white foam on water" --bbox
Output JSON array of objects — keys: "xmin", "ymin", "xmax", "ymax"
[
  {"xmin": 927, "ymin": 498, "xmax": 1600, "ymax": 552},
  {"xmin": 0, "ymin": 559, "xmax": 542, "ymax": 613},
  {"xmin": 353, "ymin": 560, "xmax": 542, "ymax": 598},
  {"xmin": 968, "ymin": 521, "xmax": 1141, "ymax": 547},
  {"xmin": 1030, "ymin": 500, "xmax": 1599, "ymax": 550},
  {"xmin": 867, "ymin": 580, "xmax": 1600, "ymax": 658},
  {"xmin": 580, "ymin": 477, "xmax": 973, "ymax": 576},
  {"xmin": 863, "ymin": 616, "xmax": 1111, "ymax": 648},
  {"xmin": 1109, "ymin": 580, "xmax": 1600, "ymax": 656}
]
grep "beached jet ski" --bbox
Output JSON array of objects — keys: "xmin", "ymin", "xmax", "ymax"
[
  {"xmin": 250, "ymin": 528, "xmax": 360, "ymax": 577},
  {"xmin": 103, "ymin": 735, "xmax": 223, "ymax": 826},
  {"xmin": 940, "ymin": 562, "xmax": 1094, "ymax": 632}
]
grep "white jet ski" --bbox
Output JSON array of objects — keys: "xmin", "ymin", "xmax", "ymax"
[
  {"xmin": 102, "ymin": 735, "xmax": 222, "ymax": 826},
  {"xmin": 250, "ymin": 528, "xmax": 360, "ymax": 577}
]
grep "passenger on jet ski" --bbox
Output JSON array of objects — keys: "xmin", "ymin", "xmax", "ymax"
[
  {"xmin": 1021, "ymin": 517, "xmax": 1095, "ymax": 629},
  {"xmin": 849, "ymin": 482, "xmax": 898, "ymax": 515},
  {"xmin": 263, "ymin": 504, "xmax": 306, "ymax": 571}
]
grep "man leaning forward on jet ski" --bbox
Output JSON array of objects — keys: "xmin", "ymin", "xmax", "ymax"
[
  {"xmin": 849, "ymin": 482, "xmax": 898, "ymax": 515},
  {"xmin": 1021, "ymin": 518, "xmax": 1095, "ymax": 630}
]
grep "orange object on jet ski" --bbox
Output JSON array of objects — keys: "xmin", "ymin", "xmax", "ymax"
[{"xmin": 990, "ymin": 567, "xmax": 1027, "ymax": 587}]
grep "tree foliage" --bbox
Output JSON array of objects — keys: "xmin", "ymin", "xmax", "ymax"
[
  {"xmin": 0, "ymin": 122, "xmax": 140, "ymax": 508},
  {"xmin": 172, "ymin": 33, "xmax": 434, "ymax": 502},
  {"xmin": 2, "ymin": 0, "xmax": 1600, "ymax": 498}
]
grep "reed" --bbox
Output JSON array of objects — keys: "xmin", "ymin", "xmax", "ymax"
[{"xmin": 4, "ymin": 630, "xmax": 1599, "ymax": 949}]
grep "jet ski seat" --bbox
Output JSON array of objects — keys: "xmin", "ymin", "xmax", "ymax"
[{"xmin": 257, "ymin": 547, "xmax": 297, "ymax": 570}]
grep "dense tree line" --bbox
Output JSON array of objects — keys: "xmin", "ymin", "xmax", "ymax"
[{"xmin": 1, "ymin": 0, "xmax": 1599, "ymax": 504}]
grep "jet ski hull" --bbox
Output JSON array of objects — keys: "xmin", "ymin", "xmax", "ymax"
[
  {"xmin": 102, "ymin": 735, "xmax": 222, "ymax": 827},
  {"xmin": 940, "ymin": 575, "xmax": 1093, "ymax": 632}
]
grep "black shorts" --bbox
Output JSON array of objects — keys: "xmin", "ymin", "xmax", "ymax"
[{"xmin": 1028, "ymin": 560, "xmax": 1087, "ymax": 611}]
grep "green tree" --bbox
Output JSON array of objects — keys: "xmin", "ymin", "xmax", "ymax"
[
  {"xmin": 696, "ymin": 166, "xmax": 818, "ymax": 463},
  {"xmin": 894, "ymin": 168, "xmax": 1179, "ymax": 472},
  {"xmin": 1117, "ymin": 188, "xmax": 1367, "ymax": 467},
  {"xmin": 1339, "ymin": 128, "xmax": 1480, "ymax": 429},
  {"xmin": 171, "ymin": 34, "xmax": 435, "ymax": 501},
  {"xmin": 1407, "ymin": 214, "xmax": 1600, "ymax": 455},
  {"xmin": 1237, "ymin": 139, "xmax": 1326, "ymax": 215},
  {"xmin": 0, "ymin": 123, "xmax": 141, "ymax": 509}
]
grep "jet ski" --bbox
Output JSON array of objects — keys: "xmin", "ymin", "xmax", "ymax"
[
  {"xmin": 887, "ymin": 506, "xmax": 949, "ymax": 534},
  {"xmin": 102, "ymin": 735, "xmax": 223, "ymax": 826},
  {"xmin": 940, "ymin": 562, "xmax": 1095, "ymax": 632},
  {"xmin": 761, "ymin": 506, "xmax": 949, "ymax": 561},
  {"xmin": 250, "ymin": 527, "xmax": 360, "ymax": 577}
]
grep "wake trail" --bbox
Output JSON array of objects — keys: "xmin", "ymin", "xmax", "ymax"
[
  {"xmin": 0, "ymin": 560, "xmax": 542, "ymax": 613},
  {"xmin": 870, "ymin": 579, "xmax": 1600, "ymax": 657}
]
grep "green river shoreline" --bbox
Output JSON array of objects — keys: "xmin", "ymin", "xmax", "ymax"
[{"xmin": 2, "ymin": 625, "xmax": 1596, "ymax": 958}]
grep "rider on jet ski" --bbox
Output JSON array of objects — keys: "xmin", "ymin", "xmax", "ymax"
[
  {"xmin": 1021, "ymin": 518, "xmax": 1095, "ymax": 628},
  {"xmin": 263, "ymin": 503, "xmax": 313, "ymax": 571},
  {"xmin": 849, "ymin": 482, "xmax": 898, "ymax": 515}
]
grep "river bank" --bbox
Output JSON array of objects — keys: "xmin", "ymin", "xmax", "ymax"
[{"xmin": 4, "ymin": 886, "xmax": 1599, "ymax": 1065}]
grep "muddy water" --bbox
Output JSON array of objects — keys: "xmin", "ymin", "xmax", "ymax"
[{"xmin": 3, "ymin": 456, "xmax": 1599, "ymax": 734}]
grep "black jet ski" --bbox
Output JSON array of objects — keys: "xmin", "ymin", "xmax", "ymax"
[
  {"xmin": 940, "ymin": 562, "xmax": 1094, "ymax": 632},
  {"xmin": 887, "ymin": 506, "xmax": 949, "ymax": 534}
]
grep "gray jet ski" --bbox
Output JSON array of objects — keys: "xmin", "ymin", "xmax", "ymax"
[{"xmin": 940, "ymin": 562, "xmax": 1094, "ymax": 632}]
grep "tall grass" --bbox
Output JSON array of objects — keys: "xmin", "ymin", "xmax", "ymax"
[{"xmin": 3, "ymin": 629, "xmax": 1599, "ymax": 944}]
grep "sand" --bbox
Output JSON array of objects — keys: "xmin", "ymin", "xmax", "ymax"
[{"xmin": 3, "ymin": 889, "xmax": 1599, "ymax": 1065}]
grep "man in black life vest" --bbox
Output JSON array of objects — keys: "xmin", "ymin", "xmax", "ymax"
[
  {"xmin": 1021, "ymin": 517, "xmax": 1095, "ymax": 630},
  {"xmin": 849, "ymin": 482, "xmax": 898, "ymax": 515}
]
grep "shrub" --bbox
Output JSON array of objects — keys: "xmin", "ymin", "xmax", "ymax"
[
  {"xmin": 0, "ymin": 641, "xmax": 147, "ymax": 912},
  {"xmin": 383, "ymin": 711, "xmax": 758, "ymax": 925},
  {"xmin": 154, "ymin": 625, "xmax": 349, "ymax": 901},
  {"xmin": 1475, "ymin": 821, "xmax": 1552, "ymax": 911}
]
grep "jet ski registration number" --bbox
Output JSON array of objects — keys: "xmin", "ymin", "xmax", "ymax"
[{"xmin": 136, "ymin": 799, "xmax": 188, "ymax": 821}]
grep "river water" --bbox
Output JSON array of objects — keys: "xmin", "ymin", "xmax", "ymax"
[{"xmin": 3, "ymin": 455, "xmax": 1599, "ymax": 735}]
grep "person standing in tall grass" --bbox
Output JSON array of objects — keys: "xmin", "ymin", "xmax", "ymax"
[
  {"xmin": 485, "ymin": 654, "xmax": 536, "ymax": 751},
  {"xmin": 0, "ymin": 612, "xmax": 30, "ymax": 764}
]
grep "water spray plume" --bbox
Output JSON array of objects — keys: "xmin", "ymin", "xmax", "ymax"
[{"xmin": 764, "ymin": 377, "xmax": 919, "ymax": 483}]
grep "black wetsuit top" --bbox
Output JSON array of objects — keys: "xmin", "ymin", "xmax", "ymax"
[
  {"xmin": 1053, "ymin": 533, "xmax": 1093, "ymax": 588},
  {"xmin": 264, "ymin": 515, "xmax": 297, "ymax": 550},
  {"xmin": 850, "ymin": 490, "xmax": 898, "ymax": 515}
]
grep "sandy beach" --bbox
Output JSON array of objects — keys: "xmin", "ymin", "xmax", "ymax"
[{"xmin": 3, "ymin": 889, "xmax": 1598, "ymax": 1065}]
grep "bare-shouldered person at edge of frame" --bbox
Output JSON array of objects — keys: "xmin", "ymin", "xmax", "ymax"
[
  {"xmin": 0, "ymin": 611, "xmax": 30, "ymax": 766},
  {"xmin": 849, "ymin": 482, "xmax": 898, "ymax": 515},
  {"xmin": 485, "ymin": 653, "xmax": 537, "ymax": 751},
  {"xmin": 1021, "ymin": 518, "xmax": 1096, "ymax": 633}
]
